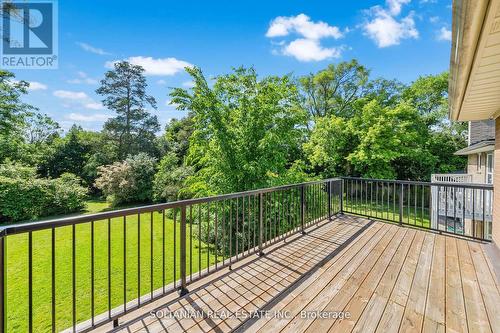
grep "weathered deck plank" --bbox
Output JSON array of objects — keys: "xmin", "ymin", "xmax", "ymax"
[{"xmin": 89, "ymin": 215, "xmax": 499, "ymax": 333}]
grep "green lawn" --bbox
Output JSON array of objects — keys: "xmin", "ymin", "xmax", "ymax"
[
  {"xmin": 344, "ymin": 201, "xmax": 431, "ymax": 228},
  {"xmin": 4, "ymin": 208, "xmax": 217, "ymax": 332}
]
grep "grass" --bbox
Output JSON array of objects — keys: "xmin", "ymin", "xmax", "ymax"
[
  {"xmin": 344, "ymin": 201, "xmax": 431, "ymax": 228},
  {"xmin": 5, "ymin": 208, "xmax": 217, "ymax": 332}
]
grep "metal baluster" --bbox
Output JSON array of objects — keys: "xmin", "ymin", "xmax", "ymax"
[
  {"xmin": 207, "ymin": 202, "xmax": 210, "ymax": 271},
  {"xmin": 91, "ymin": 220, "xmax": 95, "ymax": 325},
  {"xmin": 462, "ymin": 187, "xmax": 466, "ymax": 235},
  {"xmin": 407, "ymin": 184, "xmax": 410, "ymax": 224},
  {"xmin": 235, "ymin": 199, "xmax": 238, "ymax": 259},
  {"xmin": 229, "ymin": 201, "xmax": 232, "ymax": 265},
  {"xmin": 107, "ymin": 219, "xmax": 111, "ymax": 320},
  {"xmin": 162, "ymin": 210, "xmax": 166, "ymax": 291},
  {"xmin": 222, "ymin": 200, "xmax": 226, "ymax": 266},
  {"xmin": 258, "ymin": 193, "xmax": 264, "ymax": 256},
  {"xmin": 399, "ymin": 184, "xmax": 404, "ymax": 226},
  {"xmin": 421, "ymin": 185, "xmax": 425, "ymax": 227},
  {"xmin": 482, "ymin": 188, "xmax": 486, "ymax": 240},
  {"xmin": 472, "ymin": 189, "xmax": 476, "ymax": 238},
  {"xmin": 173, "ymin": 210, "xmax": 176, "ymax": 287},
  {"xmin": 248, "ymin": 196, "xmax": 251, "ymax": 253},
  {"xmin": 52, "ymin": 228, "xmax": 56, "ymax": 332},
  {"xmin": 137, "ymin": 213, "xmax": 141, "ymax": 306},
  {"xmin": 454, "ymin": 187, "xmax": 457, "ymax": 233},
  {"xmin": 0, "ymin": 235, "xmax": 5, "ymax": 333},
  {"xmin": 123, "ymin": 216, "xmax": 126, "ymax": 313},
  {"xmin": 198, "ymin": 205, "xmax": 201, "ymax": 276},
  {"xmin": 150, "ymin": 213, "xmax": 153, "ymax": 300},
  {"xmin": 28, "ymin": 231, "xmax": 33, "ymax": 333},
  {"xmin": 301, "ymin": 185, "xmax": 305, "ymax": 234},
  {"xmin": 215, "ymin": 201, "xmax": 218, "ymax": 269},
  {"xmin": 437, "ymin": 186, "xmax": 440, "ymax": 231},
  {"xmin": 72, "ymin": 225, "xmax": 76, "ymax": 332},
  {"xmin": 414, "ymin": 185, "xmax": 417, "ymax": 225},
  {"xmin": 179, "ymin": 206, "xmax": 188, "ymax": 296},
  {"xmin": 189, "ymin": 206, "xmax": 192, "ymax": 282}
]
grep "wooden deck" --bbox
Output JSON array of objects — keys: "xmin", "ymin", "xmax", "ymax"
[{"xmin": 95, "ymin": 215, "xmax": 500, "ymax": 333}]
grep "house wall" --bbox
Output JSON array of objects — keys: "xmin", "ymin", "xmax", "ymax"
[
  {"xmin": 469, "ymin": 120, "xmax": 495, "ymax": 145},
  {"xmin": 467, "ymin": 152, "xmax": 490, "ymax": 183},
  {"xmin": 493, "ymin": 118, "xmax": 500, "ymax": 245}
]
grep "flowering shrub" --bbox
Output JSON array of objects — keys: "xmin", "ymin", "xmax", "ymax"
[{"xmin": 94, "ymin": 153, "xmax": 157, "ymax": 206}]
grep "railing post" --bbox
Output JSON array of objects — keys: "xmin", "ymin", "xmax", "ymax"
[
  {"xmin": 258, "ymin": 193, "xmax": 264, "ymax": 256},
  {"xmin": 179, "ymin": 206, "xmax": 188, "ymax": 296},
  {"xmin": 340, "ymin": 179, "xmax": 344, "ymax": 214},
  {"xmin": 301, "ymin": 185, "xmax": 306, "ymax": 234},
  {"xmin": 0, "ymin": 234, "xmax": 4, "ymax": 333},
  {"xmin": 399, "ymin": 183, "xmax": 404, "ymax": 226},
  {"xmin": 327, "ymin": 181, "xmax": 332, "ymax": 221}
]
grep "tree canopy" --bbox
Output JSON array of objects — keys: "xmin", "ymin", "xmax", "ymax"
[{"xmin": 0, "ymin": 60, "xmax": 467, "ymax": 219}]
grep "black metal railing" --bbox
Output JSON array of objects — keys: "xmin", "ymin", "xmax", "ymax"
[
  {"xmin": 0, "ymin": 179, "xmax": 342, "ymax": 333},
  {"xmin": 341, "ymin": 177, "xmax": 494, "ymax": 241}
]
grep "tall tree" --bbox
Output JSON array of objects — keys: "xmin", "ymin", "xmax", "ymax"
[
  {"xmin": 0, "ymin": 70, "xmax": 36, "ymax": 163},
  {"xmin": 0, "ymin": 70, "xmax": 33, "ymax": 135},
  {"xmin": 24, "ymin": 113, "xmax": 60, "ymax": 145},
  {"xmin": 300, "ymin": 59, "xmax": 369, "ymax": 118},
  {"xmin": 96, "ymin": 61, "xmax": 159, "ymax": 159},
  {"xmin": 170, "ymin": 66, "xmax": 309, "ymax": 195},
  {"xmin": 158, "ymin": 115, "xmax": 194, "ymax": 163}
]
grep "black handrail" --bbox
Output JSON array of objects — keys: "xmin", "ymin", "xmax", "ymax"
[
  {"xmin": 0, "ymin": 178, "xmax": 342, "ymax": 332},
  {"xmin": 0, "ymin": 176, "xmax": 493, "ymax": 332},
  {"xmin": 341, "ymin": 177, "xmax": 493, "ymax": 242}
]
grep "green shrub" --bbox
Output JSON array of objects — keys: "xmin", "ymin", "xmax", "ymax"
[
  {"xmin": 94, "ymin": 153, "xmax": 157, "ymax": 206},
  {"xmin": 0, "ymin": 165, "xmax": 87, "ymax": 222},
  {"xmin": 153, "ymin": 152, "xmax": 193, "ymax": 202},
  {"xmin": 0, "ymin": 162, "xmax": 37, "ymax": 179}
]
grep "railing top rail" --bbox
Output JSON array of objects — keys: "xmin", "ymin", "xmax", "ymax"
[
  {"xmin": 341, "ymin": 176, "xmax": 494, "ymax": 190},
  {"xmin": 0, "ymin": 178, "xmax": 340, "ymax": 236}
]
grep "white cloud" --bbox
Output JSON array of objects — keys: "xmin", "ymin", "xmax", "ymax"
[
  {"xmin": 157, "ymin": 79, "xmax": 167, "ymax": 85},
  {"xmin": 182, "ymin": 80, "xmax": 195, "ymax": 88},
  {"xmin": 283, "ymin": 39, "xmax": 341, "ymax": 62},
  {"xmin": 68, "ymin": 71, "xmax": 99, "ymax": 85},
  {"xmin": 165, "ymin": 99, "xmax": 181, "ymax": 109},
  {"xmin": 437, "ymin": 27, "xmax": 452, "ymax": 41},
  {"xmin": 53, "ymin": 90, "xmax": 104, "ymax": 110},
  {"xmin": 66, "ymin": 113, "xmax": 110, "ymax": 122},
  {"xmin": 27, "ymin": 81, "xmax": 47, "ymax": 91},
  {"xmin": 266, "ymin": 14, "xmax": 343, "ymax": 40},
  {"xmin": 53, "ymin": 90, "xmax": 88, "ymax": 100},
  {"xmin": 76, "ymin": 42, "xmax": 111, "ymax": 55},
  {"xmin": 266, "ymin": 14, "xmax": 345, "ymax": 62},
  {"xmin": 105, "ymin": 56, "xmax": 192, "ymax": 76},
  {"xmin": 362, "ymin": 6, "xmax": 418, "ymax": 48},
  {"xmin": 84, "ymin": 102, "xmax": 105, "ymax": 110},
  {"xmin": 387, "ymin": 0, "xmax": 411, "ymax": 16},
  {"xmin": 429, "ymin": 16, "xmax": 439, "ymax": 23}
]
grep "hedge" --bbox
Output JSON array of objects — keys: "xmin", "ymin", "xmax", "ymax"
[{"xmin": 0, "ymin": 170, "xmax": 87, "ymax": 222}]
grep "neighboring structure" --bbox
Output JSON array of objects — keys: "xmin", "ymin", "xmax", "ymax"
[
  {"xmin": 431, "ymin": 120, "xmax": 494, "ymax": 238},
  {"xmin": 455, "ymin": 120, "xmax": 495, "ymax": 184},
  {"xmin": 449, "ymin": 0, "xmax": 500, "ymax": 247}
]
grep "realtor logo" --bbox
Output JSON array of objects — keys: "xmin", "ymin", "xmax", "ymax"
[{"xmin": 1, "ymin": 0, "xmax": 58, "ymax": 69}]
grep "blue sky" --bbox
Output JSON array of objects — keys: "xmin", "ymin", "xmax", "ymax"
[{"xmin": 10, "ymin": 0, "xmax": 453, "ymax": 132}]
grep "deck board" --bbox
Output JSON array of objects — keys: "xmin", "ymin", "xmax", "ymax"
[{"xmin": 90, "ymin": 215, "xmax": 500, "ymax": 333}]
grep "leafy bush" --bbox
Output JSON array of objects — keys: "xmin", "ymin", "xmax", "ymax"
[
  {"xmin": 0, "ymin": 165, "xmax": 87, "ymax": 222},
  {"xmin": 0, "ymin": 162, "xmax": 37, "ymax": 179},
  {"xmin": 95, "ymin": 153, "xmax": 157, "ymax": 206},
  {"xmin": 153, "ymin": 152, "xmax": 193, "ymax": 202}
]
